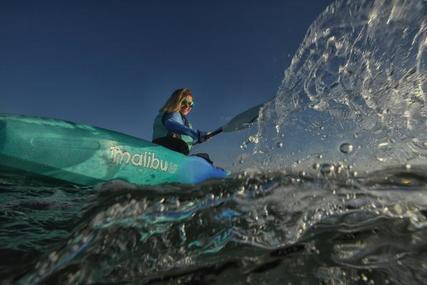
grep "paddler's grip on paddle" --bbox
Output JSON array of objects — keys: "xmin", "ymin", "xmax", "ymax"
[{"xmin": 206, "ymin": 128, "xmax": 223, "ymax": 139}]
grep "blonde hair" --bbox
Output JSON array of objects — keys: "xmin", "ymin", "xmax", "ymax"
[{"xmin": 160, "ymin": 88, "xmax": 193, "ymax": 113}]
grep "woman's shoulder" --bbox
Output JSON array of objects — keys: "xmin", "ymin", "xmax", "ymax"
[
  {"xmin": 163, "ymin": 112, "xmax": 183, "ymax": 121},
  {"xmin": 163, "ymin": 111, "xmax": 180, "ymax": 116}
]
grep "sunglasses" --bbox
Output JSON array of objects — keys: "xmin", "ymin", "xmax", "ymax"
[{"xmin": 181, "ymin": 99, "xmax": 194, "ymax": 108}]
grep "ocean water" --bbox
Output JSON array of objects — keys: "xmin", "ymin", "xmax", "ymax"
[
  {"xmin": 1, "ymin": 0, "xmax": 427, "ymax": 284},
  {"xmin": 1, "ymin": 167, "xmax": 427, "ymax": 284}
]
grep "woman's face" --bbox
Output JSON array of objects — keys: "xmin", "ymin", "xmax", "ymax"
[{"xmin": 180, "ymin": 95, "xmax": 194, "ymax": 116}]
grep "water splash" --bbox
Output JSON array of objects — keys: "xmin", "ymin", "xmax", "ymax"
[{"xmin": 240, "ymin": 0, "xmax": 427, "ymax": 174}]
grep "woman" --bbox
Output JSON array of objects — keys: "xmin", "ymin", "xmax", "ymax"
[{"xmin": 152, "ymin": 88, "xmax": 208, "ymax": 156}]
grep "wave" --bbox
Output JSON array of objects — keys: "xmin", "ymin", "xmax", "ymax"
[{"xmin": 0, "ymin": 166, "xmax": 424, "ymax": 284}]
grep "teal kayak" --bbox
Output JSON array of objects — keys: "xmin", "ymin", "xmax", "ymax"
[{"xmin": 0, "ymin": 114, "xmax": 228, "ymax": 186}]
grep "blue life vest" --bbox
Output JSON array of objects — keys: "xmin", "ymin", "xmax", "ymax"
[{"xmin": 152, "ymin": 112, "xmax": 195, "ymax": 150}]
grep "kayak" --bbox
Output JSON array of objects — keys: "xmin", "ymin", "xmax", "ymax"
[{"xmin": 0, "ymin": 114, "xmax": 229, "ymax": 186}]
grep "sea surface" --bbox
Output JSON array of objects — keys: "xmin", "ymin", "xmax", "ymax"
[
  {"xmin": 1, "ymin": 0, "xmax": 427, "ymax": 284},
  {"xmin": 1, "ymin": 166, "xmax": 427, "ymax": 284}
]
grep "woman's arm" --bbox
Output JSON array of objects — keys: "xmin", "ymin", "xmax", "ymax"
[{"xmin": 163, "ymin": 112, "xmax": 199, "ymax": 140}]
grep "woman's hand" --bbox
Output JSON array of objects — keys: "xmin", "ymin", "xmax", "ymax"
[{"xmin": 197, "ymin": 130, "xmax": 209, "ymax": 143}]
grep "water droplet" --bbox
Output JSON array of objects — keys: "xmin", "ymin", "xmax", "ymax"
[
  {"xmin": 320, "ymin": 163, "xmax": 335, "ymax": 176},
  {"xmin": 339, "ymin": 143, "xmax": 354, "ymax": 154},
  {"xmin": 336, "ymin": 164, "xmax": 345, "ymax": 174},
  {"xmin": 248, "ymin": 135, "xmax": 260, "ymax": 144},
  {"xmin": 238, "ymin": 186, "xmax": 245, "ymax": 195},
  {"xmin": 376, "ymin": 156, "xmax": 385, "ymax": 162}
]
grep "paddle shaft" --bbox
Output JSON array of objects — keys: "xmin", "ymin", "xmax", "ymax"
[
  {"xmin": 192, "ymin": 128, "xmax": 222, "ymax": 146},
  {"xmin": 206, "ymin": 127, "xmax": 223, "ymax": 139},
  {"xmin": 194, "ymin": 103, "xmax": 263, "ymax": 144}
]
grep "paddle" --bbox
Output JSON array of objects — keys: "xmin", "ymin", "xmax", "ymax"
[{"xmin": 205, "ymin": 104, "xmax": 263, "ymax": 140}]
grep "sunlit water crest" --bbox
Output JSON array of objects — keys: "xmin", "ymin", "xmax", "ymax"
[{"xmin": 1, "ymin": 0, "xmax": 427, "ymax": 284}]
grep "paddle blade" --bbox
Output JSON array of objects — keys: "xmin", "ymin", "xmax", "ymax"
[{"xmin": 222, "ymin": 104, "xmax": 263, "ymax": 132}]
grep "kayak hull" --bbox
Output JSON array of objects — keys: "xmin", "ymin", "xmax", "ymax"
[{"xmin": 0, "ymin": 114, "xmax": 228, "ymax": 185}]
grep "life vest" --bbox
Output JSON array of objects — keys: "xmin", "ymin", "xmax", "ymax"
[{"xmin": 152, "ymin": 112, "xmax": 194, "ymax": 150}]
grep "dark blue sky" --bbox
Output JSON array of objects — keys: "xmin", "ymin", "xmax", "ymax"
[{"xmin": 1, "ymin": 0, "xmax": 333, "ymax": 140}]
